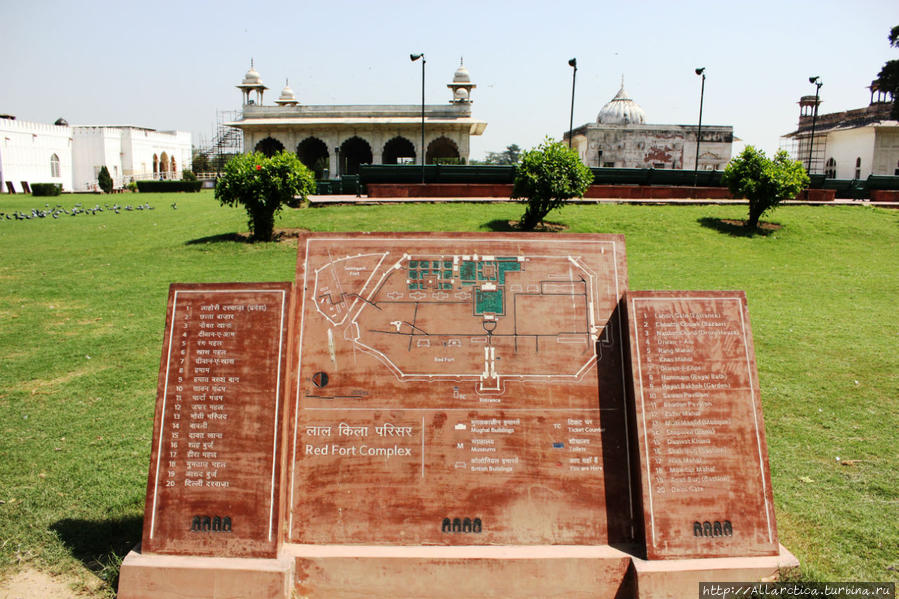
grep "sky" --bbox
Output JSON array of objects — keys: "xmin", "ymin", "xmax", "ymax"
[{"xmin": 2, "ymin": 0, "xmax": 897, "ymax": 160}]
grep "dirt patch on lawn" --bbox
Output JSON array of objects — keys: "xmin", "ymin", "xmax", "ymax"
[{"xmin": 0, "ymin": 567, "xmax": 105, "ymax": 599}]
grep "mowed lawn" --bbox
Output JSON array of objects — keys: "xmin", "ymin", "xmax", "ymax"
[{"xmin": 0, "ymin": 191, "xmax": 896, "ymax": 595}]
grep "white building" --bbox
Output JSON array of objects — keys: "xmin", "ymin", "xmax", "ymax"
[
  {"xmin": 227, "ymin": 61, "xmax": 487, "ymax": 177},
  {"xmin": 563, "ymin": 82, "xmax": 734, "ymax": 170},
  {"xmin": 0, "ymin": 117, "xmax": 72, "ymax": 193},
  {"xmin": 0, "ymin": 116, "xmax": 191, "ymax": 193},
  {"xmin": 781, "ymin": 86, "xmax": 899, "ymax": 178}
]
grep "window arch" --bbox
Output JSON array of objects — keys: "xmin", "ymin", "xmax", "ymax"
[
  {"xmin": 296, "ymin": 137, "xmax": 329, "ymax": 179},
  {"xmin": 854, "ymin": 157, "xmax": 861, "ymax": 180},
  {"xmin": 425, "ymin": 136, "xmax": 460, "ymax": 164},
  {"xmin": 824, "ymin": 157, "xmax": 836, "ymax": 179},
  {"xmin": 382, "ymin": 136, "xmax": 416, "ymax": 164},
  {"xmin": 255, "ymin": 137, "xmax": 285, "ymax": 157},
  {"xmin": 50, "ymin": 154, "xmax": 60, "ymax": 178},
  {"xmin": 153, "ymin": 154, "xmax": 159, "ymax": 175}
]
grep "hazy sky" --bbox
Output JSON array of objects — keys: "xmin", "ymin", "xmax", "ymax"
[{"xmin": 2, "ymin": 0, "xmax": 897, "ymax": 159}]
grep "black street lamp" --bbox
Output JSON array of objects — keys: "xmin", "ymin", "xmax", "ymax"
[
  {"xmin": 693, "ymin": 67, "xmax": 706, "ymax": 186},
  {"xmin": 568, "ymin": 58, "xmax": 577, "ymax": 149},
  {"xmin": 411, "ymin": 53, "xmax": 426, "ymax": 184},
  {"xmin": 807, "ymin": 76, "xmax": 823, "ymax": 174}
]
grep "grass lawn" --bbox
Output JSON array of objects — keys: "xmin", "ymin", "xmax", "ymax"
[{"xmin": 0, "ymin": 191, "xmax": 896, "ymax": 595}]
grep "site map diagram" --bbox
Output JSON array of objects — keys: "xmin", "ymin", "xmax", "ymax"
[{"xmin": 297, "ymin": 234, "xmax": 627, "ymax": 402}]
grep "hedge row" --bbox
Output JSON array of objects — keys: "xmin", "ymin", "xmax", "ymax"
[
  {"xmin": 31, "ymin": 183, "xmax": 63, "ymax": 196},
  {"xmin": 135, "ymin": 180, "xmax": 202, "ymax": 193}
]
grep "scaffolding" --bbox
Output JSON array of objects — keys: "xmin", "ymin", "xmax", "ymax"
[
  {"xmin": 196, "ymin": 109, "xmax": 243, "ymax": 175},
  {"xmin": 779, "ymin": 132, "xmax": 826, "ymax": 175}
]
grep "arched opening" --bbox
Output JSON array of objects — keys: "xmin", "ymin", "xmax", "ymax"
[
  {"xmin": 160, "ymin": 152, "xmax": 169, "ymax": 179},
  {"xmin": 50, "ymin": 154, "xmax": 60, "ymax": 178},
  {"xmin": 825, "ymin": 157, "xmax": 836, "ymax": 178},
  {"xmin": 255, "ymin": 137, "xmax": 285, "ymax": 157},
  {"xmin": 854, "ymin": 156, "xmax": 862, "ymax": 180},
  {"xmin": 382, "ymin": 136, "xmax": 416, "ymax": 164},
  {"xmin": 152, "ymin": 154, "xmax": 159, "ymax": 176},
  {"xmin": 297, "ymin": 137, "xmax": 330, "ymax": 179},
  {"xmin": 339, "ymin": 136, "xmax": 373, "ymax": 175},
  {"xmin": 171, "ymin": 156, "xmax": 177, "ymax": 176},
  {"xmin": 426, "ymin": 136, "xmax": 460, "ymax": 164}
]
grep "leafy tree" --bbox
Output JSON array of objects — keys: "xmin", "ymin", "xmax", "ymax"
[
  {"xmin": 215, "ymin": 151, "xmax": 315, "ymax": 242},
  {"xmin": 874, "ymin": 25, "xmax": 899, "ymax": 119},
  {"xmin": 722, "ymin": 146, "xmax": 809, "ymax": 230},
  {"xmin": 97, "ymin": 165, "xmax": 113, "ymax": 194},
  {"xmin": 512, "ymin": 138, "xmax": 593, "ymax": 230},
  {"xmin": 191, "ymin": 150, "xmax": 211, "ymax": 174},
  {"xmin": 182, "ymin": 170, "xmax": 197, "ymax": 182},
  {"xmin": 485, "ymin": 144, "xmax": 522, "ymax": 165}
]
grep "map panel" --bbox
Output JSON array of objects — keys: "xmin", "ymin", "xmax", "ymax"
[{"xmin": 290, "ymin": 233, "xmax": 635, "ymax": 545}]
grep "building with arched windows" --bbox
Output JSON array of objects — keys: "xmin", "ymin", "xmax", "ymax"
[
  {"xmin": 781, "ymin": 84, "xmax": 899, "ymax": 179},
  {"xmin": 227, "ymin": 61, "xmax": 487, "ymax": 177},
  {"xmin": 0, "ymin": 116, "xmax": 190, "ymax": 193},
  {"xmin": 563, "ymin": 81, "xmax": 734, "ymax": 170}
]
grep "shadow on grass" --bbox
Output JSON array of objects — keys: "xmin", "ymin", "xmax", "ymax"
[
  {"xmin": 50, "ymin": 515, "xmax": 142, "ymax": 588},
  {"xmin": 698, "ymin": 217, "xmax": 780, "ymax": 237},
  {"xmin": 484, "ymin": 219, "xmax": 567, "ymax": 232},
  {"xmin": 185, "ymin": 232, "xmax": 248, "ymax": 245}
]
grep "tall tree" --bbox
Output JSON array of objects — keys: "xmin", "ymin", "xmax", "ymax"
[
  {"xmin": 484, "ymin": 144, "xmax": 522, "ymax": 165},
  {"xmin": 874, "ymin": 25, "xmax": 899, "ymax": 119}
]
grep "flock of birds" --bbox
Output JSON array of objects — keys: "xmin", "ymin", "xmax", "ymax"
[{"xmin": 0, "ymin": 201, "xmax": 171, "ymax": 221}]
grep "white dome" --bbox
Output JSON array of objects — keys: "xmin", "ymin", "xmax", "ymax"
[
  {"xmin": 242, "ymin": 65, "xmax": 263, "ymax": 86},
  {"xmin": 453, "ymin": 64, "xmax": 471, "ymax": 83},
  {"xmin": 597, "ymin": 84, "xmax": 646, "ymax": 125},
  {"xmin": 454, "ymin": 87, "xmax": 469, "ymax": 101},
  {"xmin": 277, "ymin": 82, "xmax": 297, "ymax": 103}
]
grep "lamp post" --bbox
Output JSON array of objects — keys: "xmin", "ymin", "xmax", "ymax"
[
  {"xmin": 568, "ymin": 58, "xmax": 577, "ymax": 149},
  {"xmin": 693, "ymin": 67, "xmax": 706, "ymax": 186},
  {"xmin": 411, "ymin": 53, "xmax": 426, "ymax": 184},
  {"xmin": 807, "ymin": 76, "xmax": 823, "ymax": 174}
]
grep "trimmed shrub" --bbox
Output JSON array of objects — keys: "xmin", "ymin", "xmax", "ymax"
[
  {"xmin": 182, "ymin": 170, "xmax": 197, "ymax": 182},
  {"xmin": 98, "ymin": 166, "xmax": 113, "ymax": 194},
  {"xmin": 512, "ymin": 137, "xmax": 593, "ymax": 230},
  {"xmin": 135, "ymin": 180, "xmax": 202, "ymax": 193},
  {"xmin": 31, "ymin": 183, "xmax": 62, "ymax": 196}
]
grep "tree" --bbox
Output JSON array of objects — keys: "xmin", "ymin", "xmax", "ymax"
[
  {"xmin": 97, "ymin": 165, "xmax": 113, "ymax": 194},
  {"xmin": 722, "ymin": 146, "xmax": 809, "ymax": 230},
  {"xmin": 511, "ymin": 138, "xmax": 593, "ymax": 230},
  {"xmin": 215, "ymin": 151, "xmax": 315, "ymax": 242},
  {"xmin": 192, "ymin": 150, "xmax": 211, "ymax": 174},
  {"xmin": 484, "ymin": 144, "xmax": 522, "ymax": 165},
  {"xmin": 874, "ymin": 25, "xmax": 899, "ymax": 119}
]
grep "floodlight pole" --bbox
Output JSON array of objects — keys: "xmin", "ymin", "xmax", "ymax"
[
  {"xmin": 568, "ymin": 58, "xmax": 577, "ymax": 149},
  {"xmin": 694, "ymin": 67, "xmax": 706, "ymax": 186},
  {"xmin": 807, "ymin": 76, "xmax": 823, "ymax": 174},
  {"xmin": 411, "ymin": 53, "xmax": 426, "ymax": 184}
]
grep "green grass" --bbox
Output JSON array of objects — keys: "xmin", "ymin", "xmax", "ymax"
[{"xmin": 0, "ymin": 191, "xmax": 896, "ymax": 593}]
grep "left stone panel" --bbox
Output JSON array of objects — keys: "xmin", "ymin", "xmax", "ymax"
[{"xmin": 140, "ymin": 282, "xmax": 293, "ymax": 558}]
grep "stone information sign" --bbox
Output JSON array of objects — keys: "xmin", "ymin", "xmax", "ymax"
[
  {"xmin": 141, "ymin": 282, "xmax": 291, "ymax": 558},
  {"xmin": 290, "ymin": 232, "xmax": 636, "ymax": 545},
  {"xmin": 625, "ymin": 290, "xmax": 779, "ymax": 559}
]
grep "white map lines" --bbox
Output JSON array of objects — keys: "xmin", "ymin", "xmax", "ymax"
[{"xmin": 309, "ymin": 246, "xmax": 614, "ymax": 394}]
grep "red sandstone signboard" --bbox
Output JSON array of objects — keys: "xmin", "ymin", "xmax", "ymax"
[
  {"xmin": 625, "ymin": 290, "xmax": 779, "ymax": 559},
  {"xmin": 141, "ymin": 283, "xmax": 291, "ymax": 558},
  {"xmin": 290, "ymin": 232, "xmax": 636, "ymax": 545}
]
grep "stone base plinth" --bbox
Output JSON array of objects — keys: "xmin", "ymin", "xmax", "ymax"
[
  {"xmin": 632, "ymin": 544, "xmax": 800, "ymax": 599},
  {"xmin": 116, "ymin": 547, "xmax": 293, "ymax": 599},
  {"xmin": 287, "ymin": 544, "xmax": 636, "ymax": 598},
  {"xmin": 116, "ymin": 543, "xmax": 798, "ymax": 598}
]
